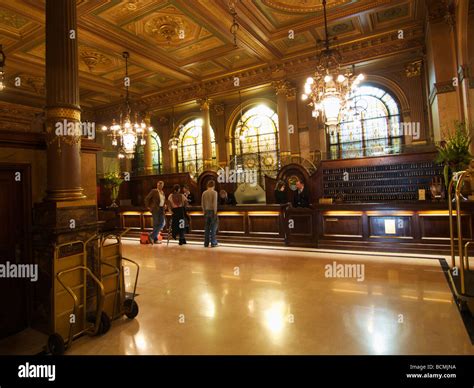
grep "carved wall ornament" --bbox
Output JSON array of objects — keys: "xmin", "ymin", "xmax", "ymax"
[
  {"xmin": 213, "ymin": 103, "xmax": 225, "ymax": 116},
  {"xmin": 16, "ymin": 74, "xmax": 46, "ymax": 95},
  {"xmin": 405, "ymin": 60, "xmax": 422, "ymax": 78},
  {"xmin": 272, "ymin": 79, "xmax": 292, "ymax": 96},
  {"xmin": 426, "ymin": 0, "xmax": 455, "ymax": 26},
  {"xmin": 286, "ymin": 87, "xmax": 297, "ymax": 101},
  {"xmin": 80, "ymin": 49, "xmax": 111, "ymax": 72},
  {"xmin": 145, "ymin": 15, "xmax": 185, "ymax": 43}
]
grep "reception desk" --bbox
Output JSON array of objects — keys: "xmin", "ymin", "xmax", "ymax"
[
  {"xmin": 289, "ymin": 202, "xmax": 474, "ymax": 254},
  {"xmin": 116, "ymin": 204, "xmax": 286, "ymax": 246},
  {"xmin": 103, "ymin": 201, "xmax": 474, "ymax": 254}
]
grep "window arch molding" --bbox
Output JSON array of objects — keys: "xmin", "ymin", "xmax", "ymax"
[
  {"xmin": 226, "ymin": 97, "xmax": 278, "ymax": 143},
  {"xmin": 172, "ymin": 113, "xmax": 217, "ymax": 138},
  {"xmin": 361, "ymin": 75, "xmax": 410, "ymax": 119},
  {"xmin": 230, "ymin": 101, "xmax": 280, "ymax": 187},
  {"xmin": 174, "ymin": 115, "xmax": 217, "ymax": 174},
  {"xmin": 329, "ymin": 83, "xmax": 404, "ymax": 159}
]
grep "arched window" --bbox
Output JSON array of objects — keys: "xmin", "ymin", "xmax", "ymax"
[
  {"xmin": 132, "ymin": 132, "xmax": 162, "ymax": 175},
  {"xmin": 329, "ymin": 85, "xmax": 402, "ymax": 159},
  {"xmin": 234, "ymin": 105, "xmax": 279, "ymax": 186},
  {"xmin": 178, "ymin": 118, "xmax": 216, "ymax": 175}
]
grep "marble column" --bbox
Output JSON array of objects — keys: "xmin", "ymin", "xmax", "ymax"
[
  {"xmin": 44, "ymin": 0, "xmax": 85, "ymax": 201},
  {"xmin": 286, "ymin": 87, "xmax": 300, "ymax": 158},
  {"xmin": 213, "ymin": 103, "xmax": 227, "ymax": 167},
  {"xmin": 143, "ymin": 113, "xmax": 154, "ymax": 175},
  {"xmin": 425, "ymin": 1, "xmax": 463, "ymax": 142},
  {"xmin": 273, "ymin": 80, "xmax": 292, "ymax": 164},
  {"xmin": 200, "ymin": 98, "xmax": 213, "ymax": 169},
  {"xmin": 32, "ymin": 0, "xmax": 99, "ymax": 338}
]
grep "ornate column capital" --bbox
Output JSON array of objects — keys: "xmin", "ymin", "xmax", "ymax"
[
  {"xmin": 405, "ymin": 59, "xmax": 423, "ymax": 78},
  {"xmin": 286, "ymin": 87, "xmax": 297, "ymax": 101},
  {"xmin": 198, "ymin": 97, "xmax": 212, "ymax": 111},
  {"xmin": 425, "ymin": 0, "xmax": 455, "ymax": 27},
  {"xmin": 213, "ymin": 103, "xmax": 225, "ymax": 116},
  {"xmin": 272, "ymin": 80, "xmax": 292, "ymax": 96}
]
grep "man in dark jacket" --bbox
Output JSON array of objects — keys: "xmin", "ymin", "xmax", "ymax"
[{"xmin": 293, "ymin": 179, "xmax": 311, "ymax": 208}]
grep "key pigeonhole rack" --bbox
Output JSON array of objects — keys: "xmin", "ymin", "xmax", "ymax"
[{"xmin": 447, "ymin": 170, "xmax": 474, "ymax": 316}]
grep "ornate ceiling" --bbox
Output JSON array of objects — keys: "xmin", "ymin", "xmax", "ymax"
[{"xmin": 0, "ymin": 0, "xmax": 424, "ymax": 112}]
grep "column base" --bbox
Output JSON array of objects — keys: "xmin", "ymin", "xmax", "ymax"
[
  {"xmin": 45, "ymin": 187, "xmax": 86, "ymax": 202},
  {"xmin": 203, "ymin": 159, "xmax": 214, "ymax": 170},
  {"xmin": 31, "ymin": 199, "xmax": 100, "ymax": 335}
]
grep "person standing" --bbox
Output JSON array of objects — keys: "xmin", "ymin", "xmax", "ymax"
[
  {"xmin": 168, "ymin": 184, "xmax": 188, "ymax": 245},
  {"xmin": 144, "ymin": 181, "xmax": 166, "ymax": 245},
  {"xmin": 218, "ymin": 189, "xmax": 237, "ymax": 206},
  {"xmin": 182, "ymin": 185, "xmax": 194, "ymax": 205},
  {"xmin": 202, "ymin": 180, "xmax": 218, "ymax": 248},
  {"xmin": 274, "ymin": 180, "xmax": 288, "ymax": 205},
  {"xmin": 293, "ymin": 179, "xmax": 311, "ymax": 208}
]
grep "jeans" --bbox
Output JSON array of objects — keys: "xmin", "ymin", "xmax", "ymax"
[
  {"xmin": 204, "ymin": 210, "xmax": 218, "ymax": 246},
  {"xmin": 150, "ymin": 207, "xmax": 165, "ymax": 241}
]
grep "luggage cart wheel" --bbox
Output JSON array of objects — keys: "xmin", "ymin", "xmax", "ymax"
[
  {"xmin": 457, "ymin": 299, "xmax": 468, "ymax": 312},
  {"xmin": 124, "ymin": 299, "xmax": 139, "ymax": 319},
  {"xmin": 98, "ymin": 312, "xmax": 111, "ymax": 335},
  {"xmin": 48, "ymin": 333, "xmax": 65, "ymax": 355}
]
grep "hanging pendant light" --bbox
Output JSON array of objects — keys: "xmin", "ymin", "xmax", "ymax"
[
  {"xmin": 168, "ymin": 106, "xmax": 179, "ymax": 150},
  {"xmin": 302, "ymin": 0, "xmax": 365, "ymax": 134},
  {"xmin": 238, "ymin": 90, "xmax": 245, "ymax": 142},
  {"xmin": 101, "ymin": 51, "xmax": 153, "ymax": 159},
  {"xmin": 0, "ymin": 45, "xmax": 6, "ymax": 92}
]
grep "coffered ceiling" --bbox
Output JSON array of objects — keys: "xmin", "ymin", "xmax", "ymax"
[{"xmin": 0, "ymin": 0, "xmax": 425, "ymax": 111}]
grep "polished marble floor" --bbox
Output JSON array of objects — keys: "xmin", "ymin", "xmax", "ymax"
[{"xmin": 59, "ymin": 241, "xmax": 474, "ymax": 355}]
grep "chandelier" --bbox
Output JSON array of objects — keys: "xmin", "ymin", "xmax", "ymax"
[
  {"xmin": 101, "ymin": 51, "xmax": 153, "ymax": 159},
  {"xmin": 301, "ymin": 0, "xmax": 364, "ymax": 133},
  {"xmin": 0, "ymin": 45, "xmax": 6, "ymax": 91}
]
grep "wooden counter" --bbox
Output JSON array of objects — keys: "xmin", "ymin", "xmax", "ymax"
[
  {"xmin": 309, "ymin": 201, "xmax": 474, "ymax": 254},
  {"xmin": 101, "ymin": 201, "xmax": 474, "ymax": 254},
  {"xmin": 116, "ymin": 204, "xmax": 286, "ymax": 246}
]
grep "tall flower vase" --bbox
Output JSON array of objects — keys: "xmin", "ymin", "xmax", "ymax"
[{"xmin": 108, "ymin": 186, "xmax": 120, "ymax": 208}]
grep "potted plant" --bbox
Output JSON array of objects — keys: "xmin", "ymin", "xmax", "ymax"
[
  {"xmin": 435, "ymin": 122, "xmax": 473, "ymax": 193},
  {"xmin": 103, "ymin": 172, "xmax": 124, "ymax": 208}
]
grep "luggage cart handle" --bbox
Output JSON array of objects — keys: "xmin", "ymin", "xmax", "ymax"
[
  {"xmin": 100, "ymin": 228, "xmax": 131, "ymax": 246},
  {"xmin": 56, "ymin": 266, "xmax": 106, "ymax": 349},
  {"xmin": 122, "ymin": 257, "xmax": 140, "ymax": 304}
]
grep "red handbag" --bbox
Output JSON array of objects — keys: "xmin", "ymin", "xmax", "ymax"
[{"xmin": 140, "ymin": 232, "xmax": 149, "ymax": 244}]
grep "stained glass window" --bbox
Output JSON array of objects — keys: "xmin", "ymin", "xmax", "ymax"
[
  {"xmin": 132, "ymin": 132, "xmax": 162, "ymax": 175},
  {"xmin": 234, "ymin": 105, "xmax": 279, "ymax": 186},
  {"xmin": 329, "ymin": 86, "xmax": 402, "ymax": 159},
  {"xmin": 177, "ymin": 118, "xmax": 216, "ymax": 175}
]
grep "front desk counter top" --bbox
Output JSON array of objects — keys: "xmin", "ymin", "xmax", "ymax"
[{"xmin": 307, "ymin": 200, "xmax": 474, "ymax": 253}]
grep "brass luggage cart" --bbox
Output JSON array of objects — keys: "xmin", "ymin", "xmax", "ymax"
[
  {"xmin": 447, "ymin": 170, "xmax": 474, "ymax": 315},
  {"xmin": 47, "ymin": 236, "xmax": 110, "ymax": 355},
  {"xmin": 98, "ymin": 229, "xmax": 139, "ymax": 321}
]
